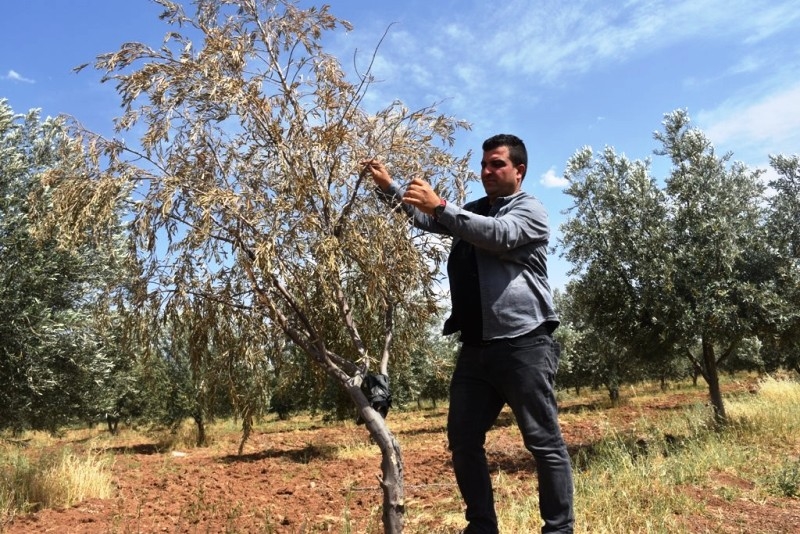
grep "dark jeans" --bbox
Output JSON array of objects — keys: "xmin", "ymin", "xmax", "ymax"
[{"xmin": 447, "ymin": 332, "xmax": 574, "ymax": 534}]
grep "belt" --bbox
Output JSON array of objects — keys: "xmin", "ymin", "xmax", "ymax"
[{"xmin": 469, "ymin": 324, "xmax": 551, "ymax": 347}]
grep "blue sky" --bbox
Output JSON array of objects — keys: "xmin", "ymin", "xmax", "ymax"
[{"xmin": 2, "ymin": 0, "xmax": 800, "ymax": 290}]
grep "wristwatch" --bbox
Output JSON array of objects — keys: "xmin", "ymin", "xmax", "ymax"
[{"xmin": 433, "ymin": 199, "xmax": 447, "ymax": 219}]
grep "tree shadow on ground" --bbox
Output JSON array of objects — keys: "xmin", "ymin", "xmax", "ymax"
[
  {"xmin": 568, "ymin": 432, "xmax": 693, "ymax": 473},
  {"xmin": 559, "ymin": 401, "xmax": 605, "ymax": 414},
  {"xmin": 396, "ymin": 424, "xmax": 447, "ymax": 437},
  {"xmin": 219, "ymin": 442, "xmax": 339, "ymax": 464},
  {"xmin": 101, "ymin": 443, "xmax": 165, "ymax": 455},
  {"xmin": 484, "ymin": 432, "xmax": 691, "ymax": 476}
]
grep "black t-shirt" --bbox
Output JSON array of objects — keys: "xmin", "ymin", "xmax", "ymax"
[{"xmin": 444, "ymin": 198, "xmax": 492, "ymax": 344}]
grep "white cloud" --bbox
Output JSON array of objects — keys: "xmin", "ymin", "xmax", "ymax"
[
  {"xmin": 742, "ymin": 1, "xmax": 800, "ymax": 43},
  {"xmin": 700, "ymin": 82, "xmax": 800, "ymax": 157},
  {"xmin": 331, "ymin": 0, "xmax": 800, "ymax": 149},
  {"xmin": 540, "ymin": 166, "xmax": 568, "ymax": 188},
  {"xmin": 683, "ymin": 54, "xmax": 771, "ymax": 91},
  {"xmin": 2, "ymin": 69, "xmax": 35, "ymax": 83},
  {"xmin": 725, "ymin": 55, "xmax": 765, "ymax": 76},
  {"xmin": 482, "ymin": 0, "xmax": 798, "ymax": 83}
]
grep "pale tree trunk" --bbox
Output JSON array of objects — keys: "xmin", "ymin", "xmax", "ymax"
[
  {"xmin": 249, "ymin": 267, "xmax": 406, "ymax": 530},
  {"xmin": 345, "ymin": 378, "xmax": 405, "ymax": 533}
]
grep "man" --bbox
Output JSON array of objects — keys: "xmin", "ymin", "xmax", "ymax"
[{"xmin": 362, "ymin": 134, "xmax": 574, "ymax": 534}]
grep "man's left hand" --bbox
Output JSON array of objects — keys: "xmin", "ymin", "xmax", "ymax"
[{"xmin": 402, "ymin": 177, "xmax": 441, "ymax": 216}]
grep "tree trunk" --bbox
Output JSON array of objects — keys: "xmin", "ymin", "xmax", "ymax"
[
  {"xmin": 376, "ymin": 422, "xmax": 405, "ymax": 533},
  {"xmin": 346, "ymin": 379, "xmax": 405, "ymax": 533},
  {"xmin": 106, "ymin": 413, "xmax": 119, "ymax": 435},
  {"xmin": 237, "ymin": 407, "xmax": 253, "ymax": 456},
  {"xmin": 193, "ymin": 411, "xmax": 206, "ymax": 447},
  {"xmin": 606, "ymin": 370, "xmax": 620, "ymax": 404},
  {"xmin": 702, "ymin": 337, "xmax": 727, "ymax": 426}
]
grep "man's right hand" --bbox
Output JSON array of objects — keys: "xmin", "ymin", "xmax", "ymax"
[{"xmin": 360, "ymin": 159, "xmax": 392, "ymax": 191}]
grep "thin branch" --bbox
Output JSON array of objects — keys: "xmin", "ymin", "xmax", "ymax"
[
  {"xmin": 333, "ymin": 165, "xmax": 369, "ymax": 238},
  {"xmin": 333, "ymin": 280, "xmax": 368, "ymax": 366},
  {"xmin": 380, "ymin": 299, "xmax": 394, "ymax": 376}
]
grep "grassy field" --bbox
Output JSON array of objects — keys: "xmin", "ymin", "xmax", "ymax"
[
  {"xmin": 563, "ymin": 377, "xmax": 800, "ymax": 533},
  {"xmin": 2, "ymin": 375, "xmax": 800, "ymax": 533}
]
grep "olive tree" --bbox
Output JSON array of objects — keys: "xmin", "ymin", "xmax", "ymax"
[
  {"xmin": 554, "ymin": 285, "xmax": 644, "ymax": 398},
  {"xmin": 763, "ymin": 154, "xmax": 800, "ymax": 373},
  {"xmin": 38, "ymin": 1, "xmax": 472, "ymax": 530},
  {"xmin": 561, "ymin": 109, "xmax": 781, "ymax": 425},
  {"xmin": 559, "ymin": 139, "xmax": 680, "ymax": 398},
  {"xmin": 0, "ymin": 99, "xmax": 132, "ymax": 433},
  {"xmin": 656, "ymin": 110, "xmax": 781, "ymax": 424}
]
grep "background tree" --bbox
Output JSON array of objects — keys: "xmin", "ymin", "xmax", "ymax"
[
  {"xmin": 136, "ymin": 297, "xmax": 273, "ymax": 450},
  {"xmin": 0, "ymin": 99, "xmax": 131, "ymax": 433},
  {"xmin": 762, "ymin": 154, "xmax": 800, "ymax": 374},
  {"xmin": 655, "ymin": 110, "xmax": 780, "ymax": 424},
  {"xmin": 560, "ymin": 109, "xmax": 782, "ymax": 425},
  {"xmin": 37, "ymin": 1, "xmax": 473, "ymax": 530},
  {"xmin": 393, "ymin": 316, "xmax": 457, "ymax": 410},
  {"xmin": 554, "ymin": 287, "xmax": 639, "ymax": 399},
  {"xmin": 93, "ymin": 311, "xmax": 147, "ymax": 435},
  {"xmin": 559, "ymin": 142, "xmax": 679, "ymax": 398}
]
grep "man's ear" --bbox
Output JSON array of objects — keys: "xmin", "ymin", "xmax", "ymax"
[{"xmin": 516, "ymin": 164, "xmax": 526, "ymax": 180}]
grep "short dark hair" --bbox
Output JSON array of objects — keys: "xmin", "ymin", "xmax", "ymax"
[{"xmin": 482, "ymin": 134, "xmax": 527, "ymax": 178}]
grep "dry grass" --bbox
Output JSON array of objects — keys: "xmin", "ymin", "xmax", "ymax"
[
  {"xmin": 1, "ymin": 444, "xmax": 114, "ymax": 526},
  {"xmin": 491, "ymin": 376, "xmax": 800, "ymax": 533}
]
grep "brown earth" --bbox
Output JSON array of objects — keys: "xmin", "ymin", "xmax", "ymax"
[{"xmin": 5, "ymin": 380, "xmax": 800, "ymax": 533}]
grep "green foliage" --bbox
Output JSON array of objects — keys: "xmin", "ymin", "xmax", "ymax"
[
  {"xmin": 559, "ymin": 110, "xmax": 795, "ymax": 422},
  {"xmin": 269, "ymin": 346, "xmax": 322, "ymax": 419},
  {"xmin": 403, "ymin": 335, "xmax": 456, "ymax": 408},
  {"xmin": 0, "ymin": 100, "xmax": 131, "ymax": 433},
  {"xmin": 762, "ymin": 154, "xmax": 800, "ymax": 373},
  {"xmin": 269, "ymin": 313, "xmax": 456, "ymax": 420},
  {"xmin": 765, "ymin": 458, "xmax": 800, "ymax": 498},
  {"xmin": 554, "ymin": 287, "xmax": 689, "ymax": 401}
]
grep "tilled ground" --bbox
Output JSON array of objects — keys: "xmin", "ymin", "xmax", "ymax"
[{"xmin": 6, "ymin": 381, "xmax": 800, "ymax": 533}]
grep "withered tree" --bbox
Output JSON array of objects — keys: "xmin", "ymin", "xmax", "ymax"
[{"xmin": 39, "ymin": 0, "xmax": 473, "ymax": 530}]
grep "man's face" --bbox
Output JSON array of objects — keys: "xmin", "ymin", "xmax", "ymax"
[{"xmin": 480, "ymin": 146, "xmax": 524, "ymax": 203}]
